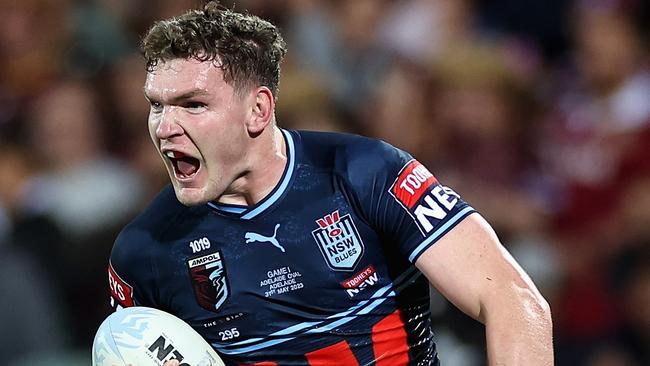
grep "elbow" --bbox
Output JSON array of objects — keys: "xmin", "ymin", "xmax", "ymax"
[
  {"xmin": 482, "ymin": 282, "xmax": 554, "ymax": 332},
  {"xmin": 527, "ymin": 283, "xmax": 552, "ymax": 320},
  {"xmin": 526, "ymin": 290, "xmax": 555, "ymax": 359},
  {"xmin": 535, "ymin": 293, "xmax": 553, "ymax": 328},
  {"xmin": 520, "ymin": 285, "xmax": 554, "ymax": 336},
  {"xmin": 483, "ymin": 287, "xmax": 555, "ymax": 365},
  {"xmin": 538, "ymin": 295, "xmax": 552, "ymax": 318},
  {"xmin": 511, "ymin": 266, "xmax": 553, "ymax": 329}
]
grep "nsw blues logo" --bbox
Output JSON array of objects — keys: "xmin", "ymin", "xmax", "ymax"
[
  {"xmin": 187, "ymin": 251, "xmax": 229, "ymax": 313},
  {"xmin": 312, "ymin": 210, "xmax": 364, "ymax": 271}
]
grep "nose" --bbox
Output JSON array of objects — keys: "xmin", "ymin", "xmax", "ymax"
[{"xmin": 155, "ymin": 107, "xmax": 184, "ymax": 139}]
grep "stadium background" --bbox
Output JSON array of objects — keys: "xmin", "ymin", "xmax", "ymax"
[{"xmin": 0, "ymin": 0, "xmax": 648, "ymax": 365}]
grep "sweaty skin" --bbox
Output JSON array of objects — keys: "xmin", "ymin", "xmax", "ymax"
[
  {"xmin": 144, "ymin": 58, "xmax": 286, "ymax": 207},
  {"xmin": 415, "ymin": 213, "xmax": 553, "ymax": 365}
]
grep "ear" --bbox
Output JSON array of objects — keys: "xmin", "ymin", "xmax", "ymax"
[{"xmin": 246, "ymin": 86, "xmax": 275, "ymax": 136}]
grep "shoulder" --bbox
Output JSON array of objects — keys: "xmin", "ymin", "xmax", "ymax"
[
  {"xmin": 293, "ymin": 130, "xmax": 410, "ymax": 180},
  {"xmin": 112, "ymin": 185, "xmax": 187, "ymax": 261},
  {"xmin": 108, "ymin": 185, "xmax": 190, "ymax": 307}
]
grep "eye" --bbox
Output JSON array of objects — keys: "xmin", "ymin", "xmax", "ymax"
[
  {"xmin": 184, "ymin": 101, "xmax": 207, "ymax": 113},
  {"xmin": 149, "ymin": 101, "xmax": 163, "ymax": 113}
]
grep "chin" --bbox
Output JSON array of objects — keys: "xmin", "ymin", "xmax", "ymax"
[{"xmin": 173, "ymin": 185, "xmax": 212, "ymax": 207}]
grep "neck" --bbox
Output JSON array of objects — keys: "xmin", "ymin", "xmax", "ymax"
[{"xmin": 218, "ymin": 126, "xmax": 287, "ymax": 206}]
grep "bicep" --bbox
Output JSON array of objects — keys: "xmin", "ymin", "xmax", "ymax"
[{"xmin": 415, "ymin": 213, "xmax": 542, "ymax": 323}]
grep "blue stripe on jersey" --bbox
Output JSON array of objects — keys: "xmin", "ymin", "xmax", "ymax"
[
  {"xmin": 241, "ymin": 129, "xmax": 296, "ymax": 220},
  {"xmin": 407, "ymin": 206, "xmax": 475, "ymax": 263},
  {"xmin": 217, "ymin": 266, "xmax": 422, "ymax": 355},
  {"xmin": 304, "ymin": 269, "xmax": 421, "ymax": 331},
  {"xmin": 206, "ymin": 202, "xmax": 247, "ymax": 213}
]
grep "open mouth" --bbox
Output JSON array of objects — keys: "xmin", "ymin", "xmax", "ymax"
[{"xmin": 164, "ymin": 150, "xmax": 200, "ymax": 180}]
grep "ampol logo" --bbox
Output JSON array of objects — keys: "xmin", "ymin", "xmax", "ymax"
[
  {"xmin": 312, "ymin": 210, "xmax": 364, "ymax": 271},
  {"xmin": 187, "ymin": 251, "xmax": 230, "ymax": 313}
]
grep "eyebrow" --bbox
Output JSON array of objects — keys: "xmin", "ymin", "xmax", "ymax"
[{"xmin": 143, "ymin": 89, "xmax": 210, "ymax": 103}]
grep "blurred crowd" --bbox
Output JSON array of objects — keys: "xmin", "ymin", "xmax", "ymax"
[{"xmin": 0, "ymin": 0, "xmax": 648, "ymax": 365}]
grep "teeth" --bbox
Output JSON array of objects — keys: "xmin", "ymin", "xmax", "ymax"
[{"xmin": 164, "ymin": 150, "xmax": 184, "ymax": 159}]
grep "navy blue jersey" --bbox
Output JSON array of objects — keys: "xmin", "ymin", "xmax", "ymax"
[{"xmin": 108, "ymin": 129, "xmax": 475, "ymax": 366}]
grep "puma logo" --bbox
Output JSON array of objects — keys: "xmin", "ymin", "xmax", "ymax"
[{"xmin": 245, "ymin": 224, "xmax": 285, "ymax": 252}]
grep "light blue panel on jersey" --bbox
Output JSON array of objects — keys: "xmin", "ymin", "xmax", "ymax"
[{"xmin": 206, "ymin": 203, "xmax": 247, "ymax": 214}]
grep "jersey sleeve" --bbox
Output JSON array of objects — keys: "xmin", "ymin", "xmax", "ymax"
[
  {"xmin": 107, "ymin": 226, "xmax": 159, "ymax": 310},
  {"xmin": 343, "ymin": 139, "xmax": 476, "ymax": 263}
]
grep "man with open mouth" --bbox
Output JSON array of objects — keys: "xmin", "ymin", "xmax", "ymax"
[{"xmin": 100, "ymin": 1, "xmax": 553, "ymax": 366}]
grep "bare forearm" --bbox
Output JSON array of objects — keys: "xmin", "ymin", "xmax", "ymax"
[{"xmin": 484, "ymin": 288, "xmax": 554, "ymax": 366}]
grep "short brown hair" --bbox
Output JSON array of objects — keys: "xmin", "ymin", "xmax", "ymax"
[{"xmin": 141, "ymin": 1, "xmax": 287, "ymax": 97}]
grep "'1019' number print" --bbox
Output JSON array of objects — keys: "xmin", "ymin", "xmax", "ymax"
[{"xmin": 189, "ymin": 237, "xmax": 211, "ymax": 253}]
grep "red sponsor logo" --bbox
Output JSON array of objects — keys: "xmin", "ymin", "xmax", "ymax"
[
  {"xmin": 390, "ymin": 160, "xmax": 437, "ymax": 209},
  {"xmin": 108, "ymin": 262, "xmax": 134, "ymax": 307},
  {"xmin": 341, "ymin": 265, "xmax": 376, "ymax": 289}
]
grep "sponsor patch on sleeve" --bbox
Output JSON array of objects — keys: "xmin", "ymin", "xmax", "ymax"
[
  {"xmin": 389, "ymin": 160, "xmax": 460, "ymax": 235},
  {"xmin": 108, "ymin": 262, "xmax": 134, "ymax": 307},
  {"xmin": 390, "ymin": 160, "xmax": 438, "ymax": 209}
]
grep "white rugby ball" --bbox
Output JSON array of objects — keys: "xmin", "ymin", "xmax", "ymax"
[{"xmin": 92, "ymin": 306, "xmax": 225, "ymax": 366}]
